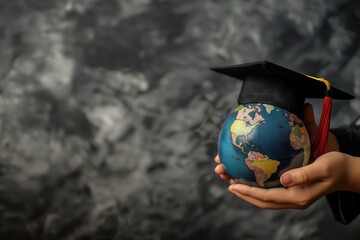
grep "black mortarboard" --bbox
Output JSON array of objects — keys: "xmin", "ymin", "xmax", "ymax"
[
  {"xmin": 211, "ymin": 61, "xmax": 354, "ymax": 162},
  {"xmin": 210, "ymin": 61, "xmax": 354, "ymax": 116}
]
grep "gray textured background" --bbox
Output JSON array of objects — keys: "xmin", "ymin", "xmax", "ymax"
[{"xmin": 1, "ymin": 0, "xmax": 360, "ymax": 239}]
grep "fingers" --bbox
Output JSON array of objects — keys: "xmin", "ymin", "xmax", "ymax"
[
  {"xmin": 214, "ymin": 163, "xmax": 231, "ymax": 180},
  {"xmin": 280, "ymin": 160, "xmax": 328, "ymax": 187},
  {"xmin": 228, "ymin": 185, "xmax": 298, "ymax": 209},
  {"xmin": 214, "ymin": 155, "xmax": 221, "ymax": 164},
  {"xmin": 229, "ymin": 179, "xmax": 237, "ymax": 185},
  {"xmin": 214, "ymin": 155, "xmax": 241, "ymax": 183},
  {"xmin": 214, "ymin": 155, "xmax": 231, "ymax": 180},
  {"xmin": 214, "ymin": 164, "xmax": 225, "ymax": 174},
  {"xmin": 229, "ymin": 154, "xmax": 342, "ymax": 209},
  {"xmin": 220, "ymin": 174, "xmax": 231, "ymax": 181},
  {"xmin": 228, "ymin": 183, "xmax": 323, "ymax": 209},
  {"xmin": 229, "ymin": 184, "xmax": 292, "ymax": 203}
]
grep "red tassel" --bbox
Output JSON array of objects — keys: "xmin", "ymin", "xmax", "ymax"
[{"xmin": 309, "ymin": 93, "xmax": 332, "ymax": 163}]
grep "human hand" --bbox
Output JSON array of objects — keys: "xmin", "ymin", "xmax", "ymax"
[
  {"xmin": 228, "ymin": 151, "xmax": 353, "ymax": 209},
  {"xmin": 214, "ymin": 103, "xmax": 360, "ymax": 209},
  {"xmin": 213, "ymin": 103, "xmax": 339, "ymax": 183},
  {"xmin": 214, "ymin": 154, "xmax": 236, "ymax": 184}
]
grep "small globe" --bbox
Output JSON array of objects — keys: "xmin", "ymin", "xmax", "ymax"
[{"xmin": 218, "ymin": 103, "xmax": 310, "ymax": 188}]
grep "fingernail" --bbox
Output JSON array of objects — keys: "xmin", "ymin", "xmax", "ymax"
[
  {"xmin": 228, "ymin": 185, "xmax": 234, "ymax": 191},
  {"xmin": 281, "ymin": 173, "xmax": 293, "ymax": 186}
]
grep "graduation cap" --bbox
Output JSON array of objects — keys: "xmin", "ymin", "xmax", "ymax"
[{"xmin": 210, "ymin": 61, "xmax": 354, "ymax": 162}]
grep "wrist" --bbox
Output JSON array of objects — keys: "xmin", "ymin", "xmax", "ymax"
[{"xmin": 343, "ymin": 154, "xmax": 360, "ymax": 192}]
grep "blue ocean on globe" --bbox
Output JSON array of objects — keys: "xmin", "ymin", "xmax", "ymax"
[{"xmin": 218, "ymin": 103, "xmax": 310, "ymax": 188}]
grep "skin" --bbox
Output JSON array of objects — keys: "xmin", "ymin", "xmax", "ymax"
[{"xmin": 214, "ymin": 103, "xmax": 360, "ymax": 209}]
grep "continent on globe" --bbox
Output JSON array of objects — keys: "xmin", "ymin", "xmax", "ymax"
[
  {"xmin": 286, "ymin": 112, "xmax": 311, "ymax": 165},
  {"xmin": 230, "ymin": 104, "xmax": 265, "ymax": 153},
  {"xmin": 264, "ymin": 104, "xmax": 275, "ymax": 114},
  {"xmin": 244, "ymin": 151, "xmax": 280, "ymax": 187}
]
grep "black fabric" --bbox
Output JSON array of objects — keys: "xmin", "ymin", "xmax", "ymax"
[
  {"xmin": 238, "ymin": 75, "xmax": 305, "ymax": 116},
  {"xmin": 210, "ymin": 61, "xmax": 354, "ymax": 101},
  {"xmin": 327, "ymin": 117, "xmax": 360, "ymax": 224}
]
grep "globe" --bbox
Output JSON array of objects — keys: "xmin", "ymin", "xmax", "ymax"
[{"xmin": 218, "ymin": 103, "xmax": 311, "ymax": 188}]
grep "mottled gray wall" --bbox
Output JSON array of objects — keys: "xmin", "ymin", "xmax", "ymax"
[{"xmin": 0, "ymin": 0, "xmax": 360, "ymax": 239}]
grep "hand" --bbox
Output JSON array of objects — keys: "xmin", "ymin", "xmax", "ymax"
[
  {"xmin": 214, "ymin": 103, "xmax": 360, "ymax": 209},
  {"xmin": 214, "ymin": 155, "xmax": 236, "ymax": 184},
  {"xmin": 228, "ymin": 151, "xmax": 352, "ymax": 209},
  {"xmin": 214, "ymin": 103, "xmax": 339, "ymax": 183}
]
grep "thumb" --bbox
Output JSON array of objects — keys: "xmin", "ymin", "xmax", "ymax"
[
  {"xmin": 280, "ymin": 164, "xmax": 319, "ymax": 187},
  {"xmin": 302, "ymin": 103, "xmax": 318, "ymax": 142}
]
